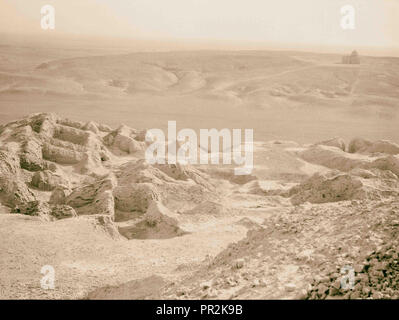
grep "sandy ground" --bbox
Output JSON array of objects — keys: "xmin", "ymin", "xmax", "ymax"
[{"xmin": 0, "ymin": 211, "xmax": 251, "ymax": 299}]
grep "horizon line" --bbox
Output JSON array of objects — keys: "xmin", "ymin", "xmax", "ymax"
[{"xmin": 1, "ymin": 31, "xmax": 399, "ymax": 58}]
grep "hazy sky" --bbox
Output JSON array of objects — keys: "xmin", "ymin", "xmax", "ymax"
[{"xmin": 1, "ymin": 0, "xmax": 398, "ymax": 51}]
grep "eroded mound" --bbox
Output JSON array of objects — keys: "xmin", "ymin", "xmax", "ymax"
[
  {"xmin": 289, "ymin": 170, "xmax": 399, "ymax": 205},
  {"xmin": 118, "ymin": 201, "xmax": 188, "ymax": 239},
  {"xmin": 0, "ymin": 113, "xmax": 216, "ymax": 239}
]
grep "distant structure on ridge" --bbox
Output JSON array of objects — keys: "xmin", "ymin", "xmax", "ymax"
[{"xmin": 342, "ymin": 50, "xmax": 360, "ymax": 64}]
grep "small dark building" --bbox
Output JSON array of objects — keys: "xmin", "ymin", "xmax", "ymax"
[{"xmin": 342, "ymin": 50, "xmax": 360, "ymax": 64}]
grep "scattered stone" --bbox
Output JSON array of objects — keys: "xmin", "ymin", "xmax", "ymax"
[{"xmin": 308, "ymin": 243, "xmax": 399, "ymax": 300}]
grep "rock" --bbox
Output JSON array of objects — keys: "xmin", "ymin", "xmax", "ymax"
[
  {"xmin": 14, "ymin": 200, "xmax": 51, "ymax": 219},
  {"xmin": 329, "ymin": 287, "xmax": 340, "ymax": 296},
  {"xmin": 53, "ymin": 124, "xmax": 91, "ymax": 146},
  {"xmin": 19, "ymin": 140, "xmax": 45, "ymax": 171},
  {"xmin": 200, "ymin": 281, "xmax": 212, "ymax": 290},
  {"xmin": 207, "ymin": 288, "xmax": 218, "ymax": 298},
  {"xmin": 348, "ymin": 138, "xmax": 373, "ymax": 154},
  {"xmin": 66, "ymin": 177, "xmax": 116, "ymax": 216},
  {"xmin": 297, "ymin": 249, "xmax": 314, "ymax": 262},
  {"xmin": 82, "ymin": 121, "xmax": 99, "ymax": 134},
  {"xmin": 114, "ymin": 183, "xmax": 160, "ymax": 213},
  {"xmin": 50, "ymin": 205, "xmax": 77, "ymax": 219},
  {"xmin": 285, "ymin": 283, "xmax": 296, "ymax": 292},
  {"xmin": 97, "ymin": 123, "xmax": 112, "ymax": 133},
  {"xmin": 349, "ymin": 138, "xmax": 399, "ymax": 155},
  {"xmin": 116, "ymin": 160, "xmax": 174, "ymax": 185},
  {"xmin": 300, "ymin": 145, "xmax": 368, "ymax": 172},
  {"xmin": 49, "ymin": 187, "xmax": 70, "ymax": 205},
  {"xmin": 331, "ymin": 279, "xmax": 341, "ymax": 290},
  {"xmin": 144, "ymin": 201, "xmax": 179, "ymax": 226},
  {"xmin": 153, "ymin": 163, "xmax": 211, "ymax": 188},
  {"xmin": 57, "ymin": 118, "xmax": 84, "ymax": 130},
  {"xmin": 118, "ymin": 200, "xmax": 186, "ymax": 240},
  {"xmin": 350, "ymin": 291, "xmax": 361, "ymax": 299},
  {"xmin": 42, "ymin": 142, "xmax": 84, "ymax": 164},
  {"xmin": 315, "ymin": 137, "xmax": 346, "ymax": 151},
  {"xmin": 247, "ymin": 180, "xmax": 295, "ymax": 197},
  {"xmin": 0, "ymin": 151, "xmax": 36, "ymax": 206},
  {"xmin": 135, "ymin": 130, "xmax": 147, "ymax": 142},
  {"xmin": 317, "ymin": 243, "xmax": 399, "ymax": 300},
  {"xmin": 369, "ymin": 155, "xmax": 399, "ymax": 177},
  {"xmin": 13, "ymin": 199, "xmax": 76, "ymax": 221},
  {"xmin": 372, "ymin": 292, "xmax": 383, "ymax": 299},
  {"xmin": 297, "ymin": 289, "xmax": 308, "ymax": 299},
  {"xmin": 75, "ymin": 151, "xmax": 108, "ymax": 176},
  {"xmin": 374, "ymin": 261, "xmax": 388, "ymax": 271},
  {"xmin": 290, "ymin": 171, "xmax": 364, "ymax": 205},
  {"xmin": 252, "ymin": 279, "xmax": 260, "ymax": 287},
  {"xmin": 94, "ymin": 215, "xmax": 121, "ymax": 239},
  {"xmin": 31, "ymin": 170, "xmax": 69, "ymax": 191},
  {"xmin": 357, "ymin": 273, "xmax": 369, "ymax": 283},
  {"xmin": 316, "ymin": 283, "xmax": 328, "ymax": 294},
  {"xmin": 103, "ymin": 125, "xmax": 145, "ymax": 155},
  {"xmin": 362, "ymin": 287, "xmax": 371, "ymax": 296},
  {"xmin": 114, "ymin": 159, "xmax": 215, "ymax": 212},
  {"xmin": 27, "ymin": 113, "xmax": 58, "ymax": 135},
  {"xmin": 350, "ymin": 168, "xmax": 377, "ymax": 179},
  {"xmin": 354, "ymin": 264, "xmax": 364, "ymax": 274}
]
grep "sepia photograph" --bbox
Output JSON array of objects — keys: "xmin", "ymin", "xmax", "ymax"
[{"xmin": 0, "ymin": 0, "xmax": 399, "ymax": 306}]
